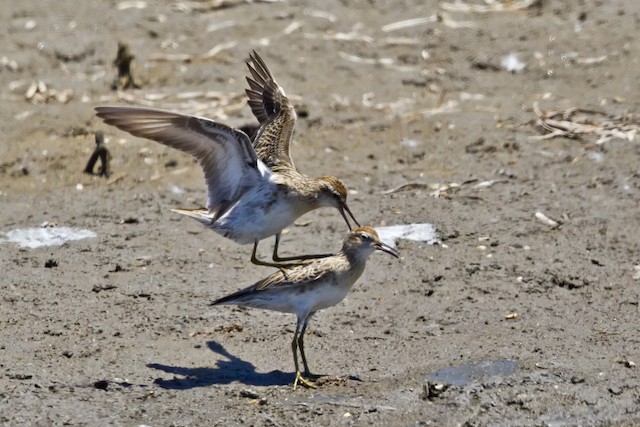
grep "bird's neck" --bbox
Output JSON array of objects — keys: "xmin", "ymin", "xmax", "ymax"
[
  {"xmin": 333, "ymin": 251, "xmax": 367, "ymax": 286},
  {"xmin": 341, "ymin": 248, "xmax": 371, "ymax": 270},
  {"xmin": 279, "ymin": 173, "xmax": 328, "ymax": 207}
]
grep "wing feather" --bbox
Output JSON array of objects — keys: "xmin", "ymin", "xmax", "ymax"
[
  {"xmin": 95, "ymin": 106, "xmax": 268, "ymax": 215},
  {"xmin": 245, "ymin": 51, "xmax": 297, "ymax": 170},
  {"xmin": 211, "ymin": 261, "xmax": 332, "ymax": 306}
]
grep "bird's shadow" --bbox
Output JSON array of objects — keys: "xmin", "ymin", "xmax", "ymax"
[{"xmin": 147, "ymin": 341, "xmax": 292, "ymax": 389}]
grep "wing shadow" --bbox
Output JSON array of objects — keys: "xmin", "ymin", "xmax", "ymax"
[{"xmin": 147, "ymin": 340, "xmax": 291, "ymax": 389}]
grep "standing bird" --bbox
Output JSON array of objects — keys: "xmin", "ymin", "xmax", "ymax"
[
  {"xmin": 95, "ymin": 52, "xmax": 359, "ymax": 267},
  {"xmin": 211, "ymin": 226, "xmax": 399, "ymax": 389}
]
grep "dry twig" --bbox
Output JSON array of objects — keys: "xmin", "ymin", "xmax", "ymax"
[
  {"xmin": 441, "ymin": 0, "xmax": 539, "ymax": 13},
  {"xmin": 112, "ymin": 41, "xmax": 140, "ymax": 90},
  {"xmin": 84, "ymin": 132, "xmax": 112, "ymax": 178},
  {"xmin": 531, "ymin": 103, "xmax": 639, "ymax": 144}
]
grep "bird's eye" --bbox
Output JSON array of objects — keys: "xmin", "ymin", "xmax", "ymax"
[{"xmin": 360, "ymin": 233, "xmax": 370, "ymax": 241}]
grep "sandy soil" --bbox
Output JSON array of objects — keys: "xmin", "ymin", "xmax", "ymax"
[{"xmin": 2, "ymin": 0, "xmax": 640, "ymax": 425}]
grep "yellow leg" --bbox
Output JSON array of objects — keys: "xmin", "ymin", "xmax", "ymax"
[
  {"xmin": 272, "ymin": 234, "xmax": 332, "ymax": 263},
  {"xmin": 251, "ymin": 239, "xmax": 303, "ymax": 269},
  {"xmin": 291, "ymin": 315, "xmax": 319, "ymax": 390},
  {"xmin": 293, "ymin": 371, "xmax": 318, "ymax": 391}
]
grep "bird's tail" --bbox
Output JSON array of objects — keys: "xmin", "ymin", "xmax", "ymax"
[{"xmin": 171, "ymin": 208, "xmax": 215, "ymax": 226}]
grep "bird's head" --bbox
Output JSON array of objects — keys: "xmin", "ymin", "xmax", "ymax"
[
  {"xmin": 342, "ymin": 226, "xmax": 399, "ymax": 259},
  {"xmin": 317, "ymin": 176, "xmax": 360, "ymax": 230}
]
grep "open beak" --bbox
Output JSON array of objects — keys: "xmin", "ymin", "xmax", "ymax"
[
  {"xmin": 340, "ymin": 204, "xmax": 361, "ymax": 231},
  {"xmin": 374, "ymin": 241, "xmax": 399, "ymax": 258}
]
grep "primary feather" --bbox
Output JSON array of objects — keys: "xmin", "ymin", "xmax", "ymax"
[{"xmin": 95, "ymin": 106, "xmax": 269, "ymax": 218}]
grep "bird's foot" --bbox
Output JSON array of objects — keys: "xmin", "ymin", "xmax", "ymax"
[
  {"xmin": 293, "ymin": 371, "xmax": 318, "ymax": 391},
  {"xmin": 251, "ymin": 258, "xmax": 302, "ymax": 270},
  {"xmin": 278, "ymin": 267, "xmax": 290, "ymax": 280},
  {"xmin": 274, "ymin": 253, "xmax": 332, "ymax": 263}
]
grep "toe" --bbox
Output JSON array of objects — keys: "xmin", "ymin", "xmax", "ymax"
[{"xmin": 293, "ymin": 371, "xmax": 318, "ymax": 390}]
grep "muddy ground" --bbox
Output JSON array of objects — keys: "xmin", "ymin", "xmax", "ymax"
[{"xmin": 1, "ymin": 0, "xmax": 640, "ymax": 425}]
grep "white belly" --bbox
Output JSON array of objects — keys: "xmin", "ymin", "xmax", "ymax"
[
  {"xmin": 309, "ymin": 283, "xmax": 352, "ymax": 312},
  {"xmin": 235, "ymin": 265, "xmax": 365, "ymax": 318},
  {"xmin": 213, "ymin": 185, "xmax": 307, "ymax": 244},
  {"xmin": 245, "ymin": 283, "xmax": 350, "ymax": 315}
]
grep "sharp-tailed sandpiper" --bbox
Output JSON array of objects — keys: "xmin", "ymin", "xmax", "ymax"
[
  {"xmin": 95, "ymin": 52, "xmax": 359, "ymax": 267},
  {"xmin": 211, "ymin": 226, "xmax": 399, "ymax": 389}
]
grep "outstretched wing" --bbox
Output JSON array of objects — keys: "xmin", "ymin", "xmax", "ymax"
[
  {"xmin": 95, "ymin": 106, "xmax": 267, "ymax": 216},
  {"xmin": 245, "ymin": 51, "xmax": 297, "ymax": 170}
]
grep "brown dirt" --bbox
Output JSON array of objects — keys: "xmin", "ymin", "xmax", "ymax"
[{"xmin": 2, "ymin": 0, "xmax": 640, "ymax": 425}]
